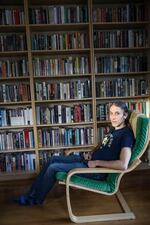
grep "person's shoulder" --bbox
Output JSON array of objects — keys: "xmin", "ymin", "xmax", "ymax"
[
  {"xmin": 122, "ymin": 126, "xmax": 135, "ymax": 141},
  {"xmin": 115, "ymin": 126, "xmax": 134, "ymax": 138},
  {"xmin": 124, "ymin": 126, "xmax": 132, "ymax": 132},
  {"xmin": 122, "ymin": 126, "xmax": 133, "ymax": 135}
]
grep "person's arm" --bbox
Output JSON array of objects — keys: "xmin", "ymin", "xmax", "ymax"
[{"xmin": 88, "ymin": 147, "xmax": 131, "ymax": 170}]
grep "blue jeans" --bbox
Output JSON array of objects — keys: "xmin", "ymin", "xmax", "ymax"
[{"xmin": 28, "ymin": 154, "xmax": 106, "ymax": 204}]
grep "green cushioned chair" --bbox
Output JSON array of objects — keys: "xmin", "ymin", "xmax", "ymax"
[{"xmin": 56, "ymin": 112, "xmax": 150, "ymax": 223}]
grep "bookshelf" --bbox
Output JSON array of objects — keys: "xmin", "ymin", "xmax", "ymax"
[{"xmin": 0, "ymin": 0, "xmax": 150, "ymax": 180}]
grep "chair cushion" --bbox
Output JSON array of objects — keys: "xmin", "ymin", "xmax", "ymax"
[
  {"xmin": 56, "ymin": 171, "xmax": 120, "ymax": 193},
  {"xmin": 129, "ymin": 116, "xmax": 150, "ymax": 163}
]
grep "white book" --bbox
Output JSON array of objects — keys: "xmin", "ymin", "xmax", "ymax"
[
  {"xmin": 60, "ymin": 82, "xmax": 64, "ymax": 99},
  {"xmin": 29, "ymin": 108, "xmax": 33, "ymax": 125},
  {"xmin": 66, "ymin": 107, "xmax": 71, "ymax": 123},
  {"xmin": 58, "ymin": 105, "xmax": 62, "ymax": 124},
  {"xmin": 30, "ymin": 154, "xmax": 36, "ymax": 171},
  {"xmin": 36, "ymin": 106, "xmax": 40, "ymax": 125},
  {"xmin": 23, "ymin": 108, "xmax": 28, "ymax": 125},
  {"xmin": 60, "ymin": 6, "xmax": 64, "ymax": 24},
  {"xmin": 80, "ymin": 128, "xmax": 84, "ymax": 145},
  {"xmin": 10, "ymin": 113, "xmax": 24, "ymax": 126},
  {"xmin": 66, "ymin": 82, "xmax": 70, "ymax": 99},
  {"xmin": 2, "ymin": 84, "xmax": 6, "ymax": 102},
  {"xmin": 90, "ymin": 128, "xmax": 94, "ymax": 144},
  {"xmin": 77, "ymin": 80, "xmax": 81, "ymax": 99},
  {"xmin": 42, "ymin": 81, "xmax": 47, "ymax": 99}
]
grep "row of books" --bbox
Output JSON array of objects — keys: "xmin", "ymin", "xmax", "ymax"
[
  {"xmin": 0, "ymin": 152, "xmax": 36, "ymax": 172},
  {"xmin": 0, "ymin": 58, "xmax": 29, "ymax": 78},
  {"xmin": 0, "ymin": 4, "xmax": 146, "ymax": 25},
  {"xmin": 0, "ymin": 55, "xmax": 147, "ymax": 78},
  {"xmin": 29, "ymin": 5, "xmax": 88, "ymax": 24},
  {"xmin": 31, "ymin": 31, "xmax": 89, "ymax": 50},
  {"xmin": 33, "ymin": 56, "xmax": 90, "ymax": 76},
  {"xmin": 36, "ymin": 104, "xmax": 92, "ymax": 125},
  {"xmin": 95, "ymin": 55, "xmax": 147, "ymax": 73},
  {"xmin": 93, "ymin": 29, "xmax": 147, "ymax": 48},
  {"xmin": 0, "ymin": 34, "xmax": 27, "ymax": 51},
  {"xmin": 0, "ymin": 129, "xmax": 34, "ymax": 151},
  {"xmin": 93, "ymin": 4, "xmax": 145, "ymax": 22},
  {"xmin": 96, "ymin": 100, "xmax": 149, "ymax": 121},
  {"xmin": 0, "ymin": 83, "xmax": 31, "ymax": 102},
  {"xmin": 38, "ymin": 127, "xmax": 94, "ymax": 148},
  {"xmin": 35, "ymin": 80, "xmax": 92, "ymax": 101},
  {"xmin": 0, "ymin": 8, "xmax": 25, "ymax": 25},
  {"xmin": 0, "ymin": 107, "xmax": 33, "ymax": 127},
  {"xmin": 127, "ymin": 101, "xmax": 149, "ymax": 117},
  {"xmin": 96, "ymin": 78, "xmax": 148, "ymax": 97},
  {"xmin": 0, "ymin": 55, "xmax": 146, "ymax": 77}
]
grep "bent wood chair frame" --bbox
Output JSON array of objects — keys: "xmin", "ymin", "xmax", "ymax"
[{"xmin": 57, "ymin": 112, "xmax": 150, "ymax": 223}]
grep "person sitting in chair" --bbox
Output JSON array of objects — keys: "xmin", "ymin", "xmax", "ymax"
[{"xmin": 14, "ymin": 101, "xmax": 134, "ymax": 205}]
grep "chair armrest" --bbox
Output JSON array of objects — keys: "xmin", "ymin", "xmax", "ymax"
[
  {"xmin": 68, "ymin": 167, "xmax": 124, "ymax": 176},
  {"xmin": 65, "ymin": 167, "xmax": 124, "ymax": 186}
]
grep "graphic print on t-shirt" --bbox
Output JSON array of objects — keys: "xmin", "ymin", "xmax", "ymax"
[{"xmin": 101, "ymin": 133, "xmax": 113, "ymax": 148}]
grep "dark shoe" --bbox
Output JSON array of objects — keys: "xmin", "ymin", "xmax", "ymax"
[{"xmin": 13, "ymin": 195, "xmax": 35, "ymax": 206}]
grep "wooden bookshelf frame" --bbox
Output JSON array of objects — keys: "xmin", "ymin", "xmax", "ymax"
[{"xmin": 0, "ymin": 0, "xmax": 149, "ymax": 180}]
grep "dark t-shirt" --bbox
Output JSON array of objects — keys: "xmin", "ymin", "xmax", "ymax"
[
  {"xmin": 92, "ymin": 126, "xmax": 134, "ymax": 161},
  {"xmin": 79, "ymin": 126, "xmax": 134, "ymax": 181}
]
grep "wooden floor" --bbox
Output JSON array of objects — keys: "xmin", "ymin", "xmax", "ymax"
[{"xmin": 0, "ymin": 169, "xmax": 150, "ymax": 225}]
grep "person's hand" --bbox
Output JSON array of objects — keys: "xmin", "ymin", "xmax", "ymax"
[
  {"xmin": 83, "ymin": 152, "xmax": 92, "ymax": 160},
  {"xmin": 88, "ymin": 160, "xmax": 97, "ymax": 168}
]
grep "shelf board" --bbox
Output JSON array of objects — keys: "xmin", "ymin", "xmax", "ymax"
[
  {"xmin": 35, "ymin": 98, "xmax": 93, "ymax": 104},
  {"xmin": 0, "ymin": 76, "xmax": 30, "ymax": 81},
  {"xmin": 0, "ymin": 148, "xmax": 36, "ymax": 154},
  {"xmin": 29, "ymin": 0, "xmax": 88, "ymax": 6},
  {"xmin": 93, "ymin": 21, "xmax": 150, "ymax": 29},
  {"xmin": 36, "ymin": 121, "xmax": 93, "ymax": 128},
  {"xmin": 96, "ymin": 95, "xmax": 150, "ymax": 100},
  {"xmin": 29, "ymin": 23, "xmax": 89, "ymax": 31},
  {"xmin": 94, "ymin": 47, "xmax": 150, "ymax": 53},
  {"xmin": 38, "ymin": 144, "xmax": 94, "ymax": 151},
  {"xmin": 0, "ymin": 125, "xmax": 33, "ymax": 130},
  {"xmin": 95, "ymin": 71, "xmax": 150, "ymax": 76},
  {"xmin": 31, "ymin": 48, "xmax": 90, "ymax": 55},
  {"xmin": 97, "ymin": 120, "xmax": 110, "ymax": 125},
  {"xmin": 0, "ymin": 101, "xmax": 32, "ymax": 106},
  {"xmin": 0, "ymin": 51, "xmax": 28, "ymax": 56},
  {"xmin": 33, "ymin": 74, "xmax": 92, "ymax": 79},
  {"xmin": 0, "ymin": 24, "xmax": 26, "ymax": 32}
]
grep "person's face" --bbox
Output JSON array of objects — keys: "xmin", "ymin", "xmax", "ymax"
[{"xmin": 109, "ymin": 105, "xmax": 127, "ymax": 129}]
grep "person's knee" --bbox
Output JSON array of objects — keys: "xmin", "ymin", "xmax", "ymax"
[{"xmin": 46, "ymin": 163, "xmax": 59, "ymax": 175}]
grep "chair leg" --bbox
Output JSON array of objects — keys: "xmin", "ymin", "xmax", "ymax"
[{"xmin": 66, "ymin": 185, "xmax": 135, "ymax": 223}]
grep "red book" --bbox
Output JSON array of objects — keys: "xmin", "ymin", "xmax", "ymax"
[{"xmin": 24, "ymin": 129, "xmax": 30, "ymax": 148}]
